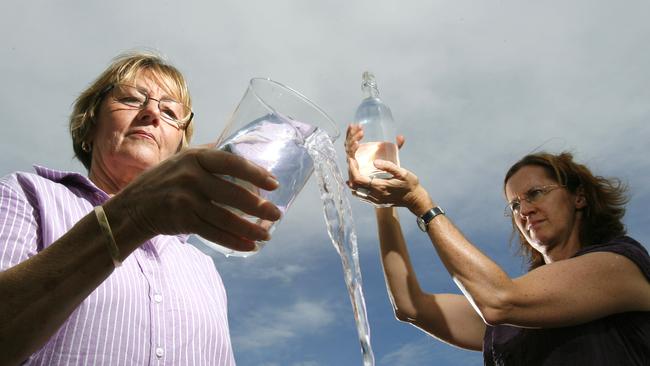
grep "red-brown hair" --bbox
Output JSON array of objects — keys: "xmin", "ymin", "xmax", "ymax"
[{"xmin": 504, "ymin": 151, "xmax": 628, "ymax": 270}]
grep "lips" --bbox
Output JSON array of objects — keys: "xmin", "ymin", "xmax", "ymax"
[
  {"xmin": 527, "ymin": 219, "xmax": 544, "ymax": 232},
  {"xmin": 128, "ymin": 129, "xmax": 157, "ymax": 144}
]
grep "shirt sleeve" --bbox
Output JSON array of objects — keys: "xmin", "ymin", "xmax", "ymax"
[{"xmin": 0, "ymin": 175, "xmax": 40, "ymax": 270}]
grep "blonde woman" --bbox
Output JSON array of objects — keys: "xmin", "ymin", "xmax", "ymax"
[{"xmin": 0, "ymin": 52, "xmax": 281, "ymax": 365}]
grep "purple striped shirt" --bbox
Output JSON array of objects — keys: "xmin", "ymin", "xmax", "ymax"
[{"xmin": 0, "ymin": 165, "xmax": 236, "ymax": 365}]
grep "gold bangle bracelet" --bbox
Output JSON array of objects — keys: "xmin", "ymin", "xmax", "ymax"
[{"xmin": 94, "ymin": 205, "xmax": 122, "ymax": 268}]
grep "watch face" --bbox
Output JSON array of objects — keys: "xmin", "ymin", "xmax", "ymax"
[
  {"xmin": 417, "ymin": 207, "xmax": 444, "ymax": 232},
  {"xmin": 417, "ymin": 217, "xmax": 427, "ymax": 232}
]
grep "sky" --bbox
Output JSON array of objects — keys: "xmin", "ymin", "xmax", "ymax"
[{"xmin": 2, "ymin": 1, "xmax": 650, "ymax": 365}]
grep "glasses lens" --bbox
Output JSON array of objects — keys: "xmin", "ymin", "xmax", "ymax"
[
  {"xmin": 504, "ymin": 185, "xmax": 560, "ymax": 218},
  {"xmin": 113, "ymin": 85, "xmax": 146, "ymax": 108},
  {"xmin": 504, "ymin": 202, "xmax": 518, "ymax": 217},
  {"xmin": 112, "ymin": 84, "xmax": 192, "ymax": 129},
  {"xmin": 527, "ymin": 188, "xmax": 546, "ymax": 204},
  {"xmin": 159, "ymin": 100, "xmax": 192, "ymax": 124}
]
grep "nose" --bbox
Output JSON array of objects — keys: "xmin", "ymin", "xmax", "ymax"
[
  {"xmin": 518, "ymin": 199, "xmax": 536, "ymax": 218},
  {"xmin": 138, "ymin": 98, "xmax": 161, "ymax": 126}
]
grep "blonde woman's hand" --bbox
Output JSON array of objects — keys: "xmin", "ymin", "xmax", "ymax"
[{"xmin": 104, "ymin": 147, "xmax": 282, "ymax": 253}]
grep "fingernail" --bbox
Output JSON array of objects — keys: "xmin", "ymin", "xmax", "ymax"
[
  {"xmin": 269, "ymin": 204, "xmax": 282, "ymax": 218},
  {"xmin": 266, "ymin": 176, "xmax": 279, "ymax": 187},
  {"xmin": 261, "ymin": 230, "xmax": 271, "ymax": 241}
]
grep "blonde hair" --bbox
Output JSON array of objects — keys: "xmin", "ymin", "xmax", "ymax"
[{"xmin": 69, "ymin": 51, "xmax": 194, "ymax": 170}]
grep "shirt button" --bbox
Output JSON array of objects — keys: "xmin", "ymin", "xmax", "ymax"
[
  {"xmin": 155, "ymin": 347, "xmax": 164, "ymax": 358},
  {"xmin": 154, "ymin": 294, "xmax": 163, "ymax": 303}
]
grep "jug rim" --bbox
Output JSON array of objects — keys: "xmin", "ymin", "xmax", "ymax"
[{"xmin": 248, "ymin": 77, "xmax": 341, "ymax": 142}]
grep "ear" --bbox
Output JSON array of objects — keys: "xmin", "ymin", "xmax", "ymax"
[
  {"xmin": 176, "ymin": 133, "xmax": 187, "ymax": 152},
  {"xmin": 87, "ymin": 113, "xmax": 99, "ymax": 136},
  {"xmin": 574, "ymin": 186, "xmax": 587, "ymax": 209},
  {"xmin": 84, "ymin": 124, "xmax": 96, "ymax": 147}
]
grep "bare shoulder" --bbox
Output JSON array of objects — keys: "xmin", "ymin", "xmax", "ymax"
[
  {"xmin": 524, "ymin": 249, "xmax": 650, "ymax": 311},
  {"xmin": 573, "ymin": 250, "xmax": 650, "ymax": 305},
  {"xmin": 499, "ymin": 248, "xmax": 650, "ymax": 328}
]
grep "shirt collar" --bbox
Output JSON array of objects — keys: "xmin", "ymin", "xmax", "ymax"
[{"xmin": 33, "ymin": 165, "xmax": 190, "ymax": 244}]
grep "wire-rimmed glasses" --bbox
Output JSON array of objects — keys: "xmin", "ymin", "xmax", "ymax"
[
  {"xmin": 504, "ymin": 184, "xmax": 565, "ymax": 217},
  {"xmin": 107, "ymin": 84, "xmax": 194, "ymax": 130}
]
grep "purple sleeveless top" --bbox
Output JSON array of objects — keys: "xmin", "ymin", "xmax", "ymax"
[{"xmin": 483, "ymin": 236, "xmax": 650, "ymax": 366}]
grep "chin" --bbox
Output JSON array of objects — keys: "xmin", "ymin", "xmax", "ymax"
[
  {"xmin": 526, "ymin": 231, "xmax": 548, "ymax": 248},
  {"xmin": 530, "ymin": 234, "xmax": 559, "ymax": 254},
  {"xmin": 119, "ymin": 150, "xmax": 162, "ymax": 170}
]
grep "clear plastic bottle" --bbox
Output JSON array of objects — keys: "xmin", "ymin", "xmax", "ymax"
[{"xmin": 354, "ymin": 71, "xmax": 400, "ymax": 181}]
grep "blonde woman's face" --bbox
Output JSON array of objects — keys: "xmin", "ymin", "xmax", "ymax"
[{"xmin": 89, "ymin": 71, "xmax": 185, "ymax": 181}]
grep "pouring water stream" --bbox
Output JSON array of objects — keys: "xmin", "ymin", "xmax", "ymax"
[{"xmin": 306, "ymin": 129, "xmax": 374, "ymax": 366}]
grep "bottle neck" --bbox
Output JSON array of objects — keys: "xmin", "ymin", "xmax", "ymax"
[
  {"xmin": 362, "ymin": 84, "xmax": 379, "ymax": 99},
  {"xmin": 361, "ymin": 71, "xmax": 380, "ymax": 99}
]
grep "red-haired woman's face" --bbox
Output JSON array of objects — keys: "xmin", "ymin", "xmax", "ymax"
[{"xmin": 505, "ymin": 165, "xmax": 586, "ymax": 262}]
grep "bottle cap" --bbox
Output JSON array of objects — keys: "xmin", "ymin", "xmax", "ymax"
[{"xmin": 361, "ymin": 71, "xmax": 377, "ymax": 90}]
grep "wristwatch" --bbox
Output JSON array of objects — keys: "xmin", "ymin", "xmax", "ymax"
[{"xmin": 417, "ymin": 206, "xmax": 445, "ymax": 232}]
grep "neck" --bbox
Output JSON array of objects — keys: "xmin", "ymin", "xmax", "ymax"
[
  {"xmin": 542, "ymin": 239, "xmax": 581, "ymax": 264},
  {"xmin": 541, "ymin": 215, "xmax": 584, "ymax": 264},
  {"xmin": 88, "ymin": 160, "xmax": 140, "ymax": 195}
]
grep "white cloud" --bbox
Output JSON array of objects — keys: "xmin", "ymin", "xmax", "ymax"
[
  {"xmin": 232, "ymin": 300, "xmax": 336, "ymax": 351},
  {"xmin": 251, "ymin": 263, "xmax": 308, "ymax": 283},
  {"xmin": 258, "ymin": 362, "xmax": 320, "ymax": 366},
  {"xmin": 380, "ymin": 339, "xmax": 436, "ymax": 365},
  {"xmin": 380, "ymin": 338, "xmax": 482, "ymax": 366}
]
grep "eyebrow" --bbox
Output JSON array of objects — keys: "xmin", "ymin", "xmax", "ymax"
[
  {"xmin": 507, "ymin": 185, "xmax": 544, "ymax": 202},
  {"xmin": 131, "ymin": 83, "xmax": 180, "ymax": 102}
]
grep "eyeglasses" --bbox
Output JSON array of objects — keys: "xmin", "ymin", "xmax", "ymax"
[
  {"xmin": 107, "ymin": 84, "xmax": 194, "ymax": 130},
  {"xmin": 504, "ymin": 184, "xmax": 565, "ymax": 217}
]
